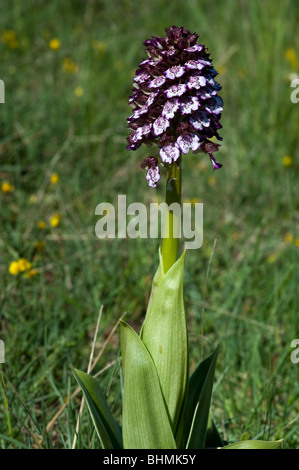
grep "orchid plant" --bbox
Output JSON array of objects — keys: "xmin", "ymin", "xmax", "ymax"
[{"xmin": 73, "ymin": 26, "xmax": 283, "ymax": 450}]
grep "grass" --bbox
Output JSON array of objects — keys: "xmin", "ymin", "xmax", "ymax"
[{"xmin": 0, "ymin": 0, "xmax": 299, "ymax": 449}]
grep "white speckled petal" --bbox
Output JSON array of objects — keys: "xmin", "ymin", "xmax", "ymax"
[
  {"xmin": 187, "ymin": 74, "xmax": 207, "ymax": 90},
  {"xmin": 164, "ymin": 65, "xmax": 185, "ymax": 80},
  {"xmin": 205, "ymin": 96, "xmax": 223, "ymax": 114},
  {"xmin": 134, "ymin": 72, "xmax": 150, "ymax": 84},
  {"xmin": 185, "ymin": 44, "xmax": 203, "ymax": 52},
  {"xmin": 153, "ymin": 116, "xmax": 170, "ymax": 136},
  {"xmin": 180, "ymin": 96, "xmax": 199, "ymax": 115},
  {"xmin": 165, "ymin": 83, "xmax": 187, "ymax": 98},
  {"xmin": 189, "ymin": 111, "xmax": 211, "ymax": 130},
  {"xmin": 132, "ymin": 105, "xmax": 148, "ymax": 119},
  {"xmin": 185, "ymin": 60, "xmax": 205, "ymax": 71},
  {"xmin": 146, "ymin": 166, "xmax": 161, "ymax": 188},
  {"xmin": 149, "ymin": 75, "xmax": 166, "ymax": 88},
  {"xmin": 160, "ymin": 143, "xmax": 181, "ymax": 163},
  {"xmin": 177, "ymin": 133, "xmax": 201, "ymax": 154},
  {"xmin": 162, "ymin": 98, "xmax": 180, "ymax": 119}
]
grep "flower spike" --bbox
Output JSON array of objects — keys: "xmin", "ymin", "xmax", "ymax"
[{"xmin": 127, "ymin": 26, "xmax": 223, "ymax": 186}]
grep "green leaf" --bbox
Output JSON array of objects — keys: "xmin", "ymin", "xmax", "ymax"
[
  {"xmin": 221, "ymin": 439, "xmax": 283, "ymax": 449},
  {"xmin": 182, "ymin": 346, "xmax": 219, "ymax": 449},
  {"xmin": 121, "ymin": 320, "xmax": 177, "ymax": 449},
  {"xmin": 73, "ymin": 368, "xmax": 122, "ymax": 449},
  {"xmin": 142, "ymin": 247, "xmax": 165, "ymax": 319},
  {"xmin": 140, "ymin": 251, "xmax": 188, "ymax": 433},
  {"xmin": 205, "ymin": 411, "xmax": 224, "ymax": 449}
]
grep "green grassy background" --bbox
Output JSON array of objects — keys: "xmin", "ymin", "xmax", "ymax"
[{"xmin": 0, "ymin": 0, "xmax": 298, "ymax": 449}]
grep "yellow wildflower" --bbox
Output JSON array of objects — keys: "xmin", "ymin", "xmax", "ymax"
[
  {"xmin": 267, "ymin": 253, "xmax": 276, "ymax": 264},
  {"xmin": 9, "ymin": 261, "xmax": 19, "ymax": 275},
  {"xmin": 62, "ymin": 58, "xmax": 79, "ymax": 73},
  {"xmin": 74, "ymin": 86, "xmax": 84, "ymax": 97},
  {"xmin": 295, "ymin": 238, "xmax": 299, "ymax": 247},
  {"xmin": 1, "ymin": 181, "xmax": 15, "ymax": 193},
  {"xmin": 50, "ymin": 173, "xmax": 59, "ymax": 184},
  {"xmin": 284, "ymin": 233, "xmax": 293, "ymax": 244},
  {"xmin": 282, "ymin": 155, "xmax": 293, "ymax": 167},
  {"xmin": 93, "ymin": 40, "xmax": 107, "ymax": 54},
  {"xmin": 2, "ymin": 30, "xmax": 17, "ymax": 43},
  {"xmin": 38, "ymin": 220, "xmax": 47, "ymax": 230},
  {"xmin": 25, "ymin": 269, "xmax": 38, "ymax": 278},
  {"xmin": 18, "ymin": 258, "xmax": 32, "ymax": 272},
  {"xmin": 50, "ymin": 213, "xmax": 61, "ymax": 227},
  {"xmin": 284, "ymin": 48, "xmax": 298, "ymax": 70},
  {"xmin": 49, "ymin": 38, "xmax": 61, "ymax": 50},
  {"xmin": 1, "ymin": 30, "xmax": 18, "ymax": 48}
]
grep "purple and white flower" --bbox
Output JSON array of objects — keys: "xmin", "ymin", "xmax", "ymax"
[{"xmin": 127, "ymin": 26, "xmax": 223, "ymax": 187}]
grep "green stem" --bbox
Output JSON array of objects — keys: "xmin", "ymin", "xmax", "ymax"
[{"xmin": 161, "ymin": 159, "xmax": 182, "ymax": 274}]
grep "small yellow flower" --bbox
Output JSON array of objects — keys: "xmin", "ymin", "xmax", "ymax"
[
  {"xmin": 50, "ymin": 213, "xmax": 61, "ymax": 227},
  {"xmin": 1, "ymin": 30, "xmax": 18, "ymax": 48},
  {"xmin": 284, "ymin": 48, "xmax": 298, "ymax": 70},
  {"xmin": 93, "ymin": 40, "xmax": 107, "ymax": 54},
  {"xmin": 25, "ymin": 268, "xmax": 38, "ymax": 278},
  {"xmin": 284, "ymin": 233, "xmax": 293, "ymax": 244},
  {"xmin": 2, "ymin": 30, "xmax": 17, "ymax": 43},
  {"xmin": 9, "ymin": 261, "xmax": 19, "ymax": 275},
  {"xmin": 282, "ymin": 155, "xmax": 293, "ymax": 167},
  {"xmin": 49, "ymin": 38, "xmax": 61, "ymax": 50},
  {"xmin": 18, "ymin": 258, "xmax": 32, "ymax": 272},
  {"xmin": 9, "ymin": 39, "xmax": 19, "ymax": 49},
  {"xmin": 62, "ymin": 57, "xmax": 79, "ymax": 73},
  {"xmin": 74, "ymin": 86, "xmax": 84, "ymax": 97},
  {"xmin": 50, "ymin": 173, "xmax": 59, "ymax": 184},
  {"xmin": 267, "ymin": 253, "xmax": 276, "ymax": 264},
  {"xmin": 1, "ymin": 181, "xmax": 15, "ymax": 193},
  {"xmin": 295, "ymin": 238, "xmax": 299, "ymax": 247},
  {"xmin": 38, "ymin": 220, "xmax": 47, "ymax": 230}
]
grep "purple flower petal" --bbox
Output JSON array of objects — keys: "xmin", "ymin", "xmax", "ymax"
[
  {"xmin": 149, "ymin": 76, "xmax": 166, "ymax": 88},
  {"xmin": 180, "ymin": 96, "xmax": 199, "ymax": 115},
  {"xmin": 160, "ymin": 143, "xmax": 181, "ymax": 163},
  {"xmin": 189, "ymin": 111, "xmax": 211, "ymax": 130},
  {"xmin": 176, "ymin": 133, "xmax": 201, "ymax": 154},
  {"xmin": 185, "ymin": 44, "xmax": 203, "ymax": 52},
  {"xmin": 162, "ymin": 98, "xmax": 180, "ymax": 119},
  {"xmin": 134, "ymin": 72, "xmax": 150, "ymax": 84},
  {"xmin": 153, "ymin": 116, "xmax": 170, "ymax": 136},
  {"xmin": 187, "ymin": 74, "xmax": 207, "ymax": 90},
  {"xmin": 185, "ymin": 60, "xmax": 205, "ymax": 71},
  {"xmin": 145, "ymin": 91, "xmax": 158, "ymax": 107},
  {"xmin": 205, "ymin": 96, "xmax": 223, "ymax": 114},
  {"xmin": 164, "ymin": 65, "xmax": 185, "ymax": 80},
  {"xmin": 146, "ymin": 166, "xmax": 161, "ymax": 188},
  {"xmin": 132, "ymin": 105, "xmax": 148, "ymax": 119},
  {"xmin": 209, "ymin": 153, "xmax": 222, "ymax": 170},
  {"xmin": 165, "ymin": 83, "xmax": 187, "ymax": 98}
]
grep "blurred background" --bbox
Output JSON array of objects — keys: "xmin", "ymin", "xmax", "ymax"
[{"xmin": 0, "ymin": 0, "xmax": 298, "ymax": 449}]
